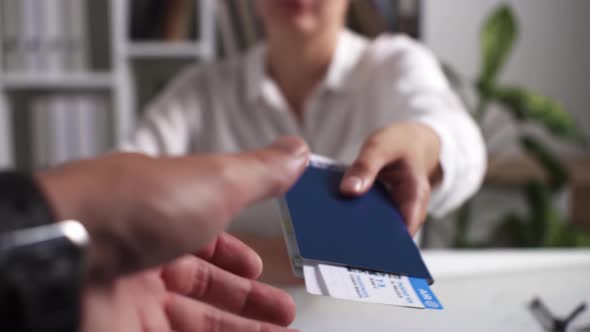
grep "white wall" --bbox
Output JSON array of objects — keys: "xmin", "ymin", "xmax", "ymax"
[{"xmin": 423, "ymin": 0, "xmax": 590, "ymax": 155}]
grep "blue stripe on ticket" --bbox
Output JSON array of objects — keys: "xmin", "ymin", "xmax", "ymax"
[{"xmin": 409, "ymin": 277, "xmax": 443, "ymax": 310}]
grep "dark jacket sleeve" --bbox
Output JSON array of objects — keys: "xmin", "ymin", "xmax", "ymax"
[{"xmin": 0, "ymin": 172, "xmax": 55, "ymax": 233}]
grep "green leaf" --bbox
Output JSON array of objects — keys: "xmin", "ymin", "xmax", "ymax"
[
  {"xmin": 523, "ymin": 180, "xmax": 579, "ymax": 247},
  {"xmin": 491, "ymin": 86, "xmax": 585, "ymax": 143},
  {"xmin": 543, "ymin": 215, "xmax": 577, "ymax": 247},
  {"xmin": 543, "ymin": 217, "xmax": 590, "ymax": 247},
  {"xmin": 520, "ymin": 135, "xmax": 569, "ymax": 192},
  {"xmin": 480, "ymin": 5, "xmax": 518, "ymax": 85},
  {"xmin": 492, "ymin": 213, "xmax": 529, "ymax": 247},
  {"xmin": 524, "ymin": 180, "xmax": 553, "ymax": 246},
  {"xmin": 574, "ymin": 229, "xmax": 590, "ymax": 247},
  {"xmin": 453, "ymin": 200, "xmax": 472, "ymax": 248}
]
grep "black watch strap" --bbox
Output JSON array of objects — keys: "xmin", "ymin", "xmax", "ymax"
[
  {"xmin": 0, "ymin": 172, "xmax": 55, "ymax": 232},
  {"xmin": 0, "ymin": 172, "xmax": 84, "ymax": 332}
]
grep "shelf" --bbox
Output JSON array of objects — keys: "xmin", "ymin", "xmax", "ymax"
[
  {"xmin": 486, "ymin": 155, "xmax": 590, "ymax": 187},
  {"xmin": 1, "ymin": 73, "xmax": 114, "ymax": 90},
  {"xmin": 126, "ymin": 42, "xmax": 208, "ymax": 59}
]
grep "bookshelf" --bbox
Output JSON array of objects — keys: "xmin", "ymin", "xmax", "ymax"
[
  {"xmin": 1, "ymin": 73, "xmax": 114, "ymax": 90},
  {"xmin": 0, "ymin": 0, "xmax": 217, "ymax": 171},
  {"xmin": 126, "ymin": 42, "xmax": 206, "ymax": 59}
]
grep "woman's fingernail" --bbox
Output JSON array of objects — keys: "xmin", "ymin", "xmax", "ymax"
[{"xmin": 342, "ymin": 176, "xmax": 364, "ymax": 193}]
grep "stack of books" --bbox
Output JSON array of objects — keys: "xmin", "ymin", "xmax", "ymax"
[
  {"xmin": 129, "ymin": 0, "xmax": 420, "ymax": 58},
  {"xmin": 131, "ymin": 0, "xmax": 198, "ymax": 42},
  {"xmin": 30, "ymin": 94, "xmax": 111, "ymax": 169},
  {"xmin": 130, "ymin": 0, "xmax": 263, "ymax": 57},
  {"xmin": 216, "ymin": 0, "xmax": 421, "ymax": 56},
  {"xmin": 0, "ymin": 0, "xmax": 90, "ymax": 74},
  {"xmin": 348, "ymin": 0, "xmax": 421, "ymax": 38}
]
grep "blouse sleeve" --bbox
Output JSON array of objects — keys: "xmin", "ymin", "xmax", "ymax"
[{"xmin": 378, "ymin": 36, "xmax": 487, "ymax": 217}]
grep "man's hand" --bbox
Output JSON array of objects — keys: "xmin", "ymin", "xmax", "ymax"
[
  {"xmin": 340, "ymin": 123, "xmax": 442, "ymax": 236},
  {"xmin": 36, "ymin": 136, "xmax": 309, "ymax": 331},
  {"xmin": 82, "ymin": 233, "xmax": 299, "ymax": 332}
]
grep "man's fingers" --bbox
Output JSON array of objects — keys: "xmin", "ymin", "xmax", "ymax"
[
  {"xmin": 130, "ymin": 136, "xmax": 309, "ymax": 276},
  {"xmin": 177, "ymin": 136, "xmax": 309, "ymax": 250},
  {"xmin": 161, "ymin": 256, "xmax": 296, "ymax": 326},
  {"xmin": 39, "ymin": 137, "xmax": 308, "ymax": 283},
  {"xmin": 196, "ymin": 233, "xmax": 263, "ymax": 279},
  {"xmin": 223, "ymin": 136, "xmax": 310, "ymax": 215},
  {"xmin": 166, "ymin": 294, "xmax": 299, "ymax": 332}
]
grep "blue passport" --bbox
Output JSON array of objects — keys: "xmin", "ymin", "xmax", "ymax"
[{"xmin": 280, "ymin": 156, "xmax": 433, "ymax": 284}]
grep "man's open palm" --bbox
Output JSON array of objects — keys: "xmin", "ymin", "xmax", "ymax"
[{"xmin": 83, "ymin": 234, "xmax": 298, "ymax": 332}]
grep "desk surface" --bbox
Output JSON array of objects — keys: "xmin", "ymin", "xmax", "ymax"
[{"xmin": 284, "ymin": 250, "xmax": 590, "ymax": 332}]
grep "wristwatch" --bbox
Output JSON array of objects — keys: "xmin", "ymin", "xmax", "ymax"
[{"xmin": 0, "ymin": 173, "xmax": 89, "ymax": 332}]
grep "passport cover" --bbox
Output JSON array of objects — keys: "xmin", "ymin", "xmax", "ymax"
[{"xmin": 283, "ymin": 163, "xmax": 434, "ymax": 284}]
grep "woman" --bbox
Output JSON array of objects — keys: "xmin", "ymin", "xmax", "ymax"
[{"xmin": 122, "ymin": 0, "xmax": 486, "ymax": 283}]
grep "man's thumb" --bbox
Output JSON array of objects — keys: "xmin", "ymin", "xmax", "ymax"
[{"xmin": 225, "ymin": 136, "xmax": 309, "ymax": 212}]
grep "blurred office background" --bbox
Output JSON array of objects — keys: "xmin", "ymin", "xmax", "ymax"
[{"xmin": 0, "ymin": 0, "xmax": 588, "ymax": 249}]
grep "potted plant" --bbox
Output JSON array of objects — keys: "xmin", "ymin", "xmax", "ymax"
[{"xmin": 441, "ymin": 5, "xmax": 590, "ymax": 248}]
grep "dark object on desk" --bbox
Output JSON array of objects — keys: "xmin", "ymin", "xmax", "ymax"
[{"xmin": 529, "ymin": 297, "xmax": 587, "ymax": 332}]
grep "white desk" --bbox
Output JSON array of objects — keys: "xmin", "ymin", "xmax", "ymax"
[{"xmin": 284, "ymin": 250, "xmax": 590, "ymax": 332}]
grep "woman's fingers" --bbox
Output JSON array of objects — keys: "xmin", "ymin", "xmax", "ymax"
[
  {"xmin": 165, "ymin": 293, "xmax": 299, "ymax": 332},
  {"xmin": 380, "ymin": 164, "xmax": 431, "ymax": 236},
  {"xmin": 161, "ymin": 256, "xmax": 296, "ymax": 327},
  {"xmin": 340, "ymin": 122, "xmax": 441, "ymax": 197},
  {"xmin": 340, "ymin": 133, "xmax": 400, "ymax": 196},
  {"xmin": 339, "ymin": 123, "xmax": 441, "ymax": 235}
]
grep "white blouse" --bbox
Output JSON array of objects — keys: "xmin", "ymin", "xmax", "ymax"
[{"xmin": 121, "ymin": 30, "xmax": 487, "ymax": 236}]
